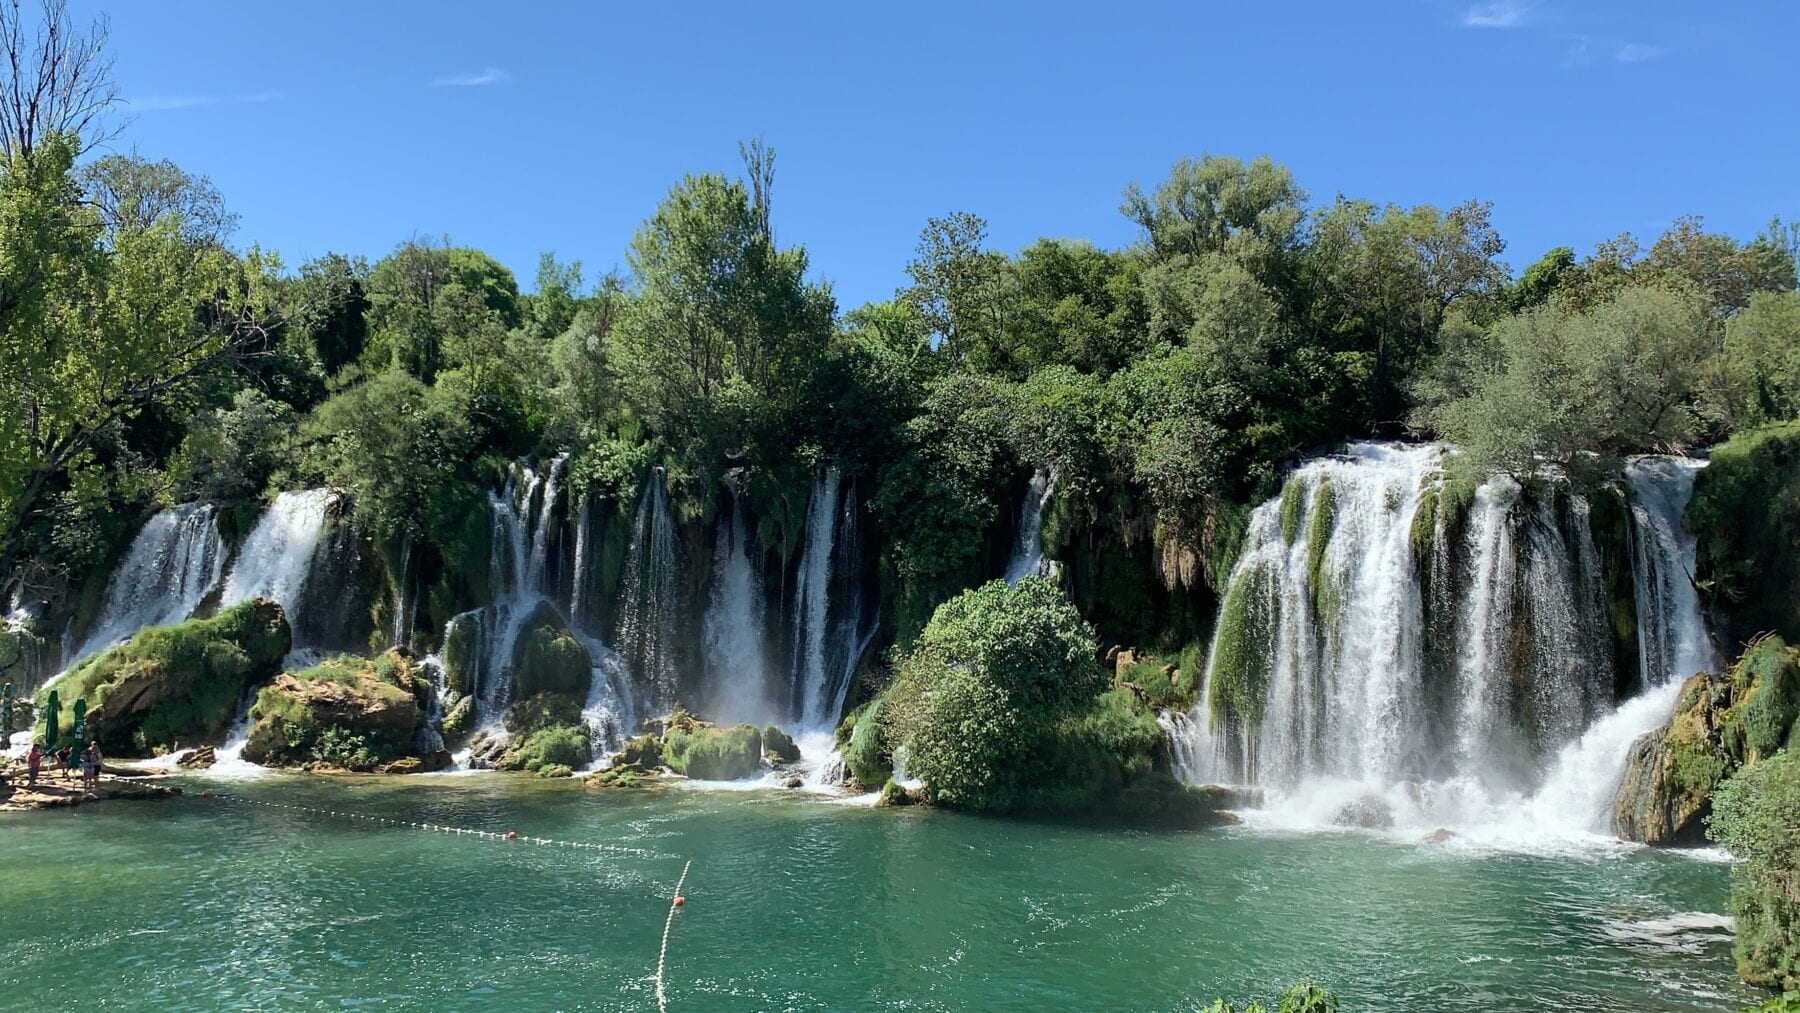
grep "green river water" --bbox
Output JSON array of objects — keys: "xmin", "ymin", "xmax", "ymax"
[{"xmin": 0, "ymin": 773, "xmax": 1757, "ymax": 1011}]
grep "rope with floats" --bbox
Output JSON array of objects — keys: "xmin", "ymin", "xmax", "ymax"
[
  {"xmin": 196, "ymin": 789, "xmax": 670, "ymax": 858},
  {"xmin": 655, "ymin": 859, "xmax": 692, "ymax": 1013}
]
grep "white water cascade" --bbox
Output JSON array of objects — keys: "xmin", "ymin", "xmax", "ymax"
[
  {"xmin": 1004, "ymin": 469, "xmax": 1058, "ymax": 584},
  {"xmin": 1173, "ymin": 443, "xmax": 1713, "ymax": 846},
  {"xmin": 790, "ymin": 466, "xmax": 877, "ymax": 732},
  {"xmin": 703, "ymin": 477, "xmax": 775, "ymax": 725},
  {"xmin": 219, "ymin": 489, "xmax": 336, "ymax": 638},
  {"xmin": 614, "ymin": 472, "xmax": 682, "ymax": 716},
  {"xmin": 73, "ymin": 504, "xmax": 227, "ymax": 661}
]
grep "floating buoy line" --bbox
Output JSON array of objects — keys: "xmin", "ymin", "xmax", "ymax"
[
  {"xmin": 655, "ymin": 859, "xmax": 692, "ymax": 1013},
  {"xmin": 197, "ymin": 788, "xmax": 696, "ymax": 1005},
  {"xmin": 197, "ymin": 789, "xmax": 668, "ymax": 858}
]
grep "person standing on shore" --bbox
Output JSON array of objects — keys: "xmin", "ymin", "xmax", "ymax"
[
  {"xmin": 27, "ymin": 742, "xmax": 42, "ymax": 786},
  {"xmin": 81, "ymin": 742, "xmax": 100, "ymax": 792}
]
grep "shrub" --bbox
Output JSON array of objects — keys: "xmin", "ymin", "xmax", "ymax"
[{"xmin": 1710, "ymin": 750, "xmax": 1800, "ymax": 991}]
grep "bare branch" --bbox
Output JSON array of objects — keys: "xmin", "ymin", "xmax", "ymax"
[{"xmin": 0, "ymin": 0, "xmax": 119, "ymax": 160}]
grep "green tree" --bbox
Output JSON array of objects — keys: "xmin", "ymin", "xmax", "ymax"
[
  {"xmin": 1723, "ymin": 290, "xmax": 1800, "ymax": 427},
  {"xmin": 289, "ymin": 253, "xmax": 370, "ymax": 377},
  {"xmin": 1419, "ymin": 285, "xmax": 1718, "ymax": 476},
  {"xmin": 902, "ymin": 211, "xmax": 1011, "ymax": 369}
]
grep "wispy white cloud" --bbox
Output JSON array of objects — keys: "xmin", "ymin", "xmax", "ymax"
[
  {"xmin": 125, "ymin": 91, "xmax": 281, "ymax": 112},
  {"xmin": 430, "ymin": 67, "xmax": 509, "ymax": 87},
  {"xmin": 1461, "ymin": 2, "xmax": 1534, "ymax": 29},
  {"xmin": 1614, "ymin": 42, "xmax": 1669, "ymax": 63},
  {"xmin": 1561, "ymin": 34, "xmax": 1592, "ymax": 66}
]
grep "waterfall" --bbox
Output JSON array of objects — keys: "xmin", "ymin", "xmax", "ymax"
[
  {"xmin": 220, "ymin": 489, "xmax": 335, "ymax": 627},
  {"xmin": 1624, "ymin": 457, "xmax": 1713, "ymax": 686},
  {"xmin": 704, "ymin": 478, "xmax": 775, "ymax": 725},
  {"xmin": 1004, "ymin": 469, "xmax": 1057, "ymax": 584},
  {"xmin": 1175, "ymin": 442, "xmax": 1698, "ymax": 843},
  {"xmin": 790, "ymin": 466, "xmax": 876, "ymax": 732},
  {"xmin": 614, "ymin": 472, "xmax": 681, "ymax": 716},
  {"xmin": 73, "ymin": 503, "xmax": 227, "ymax": 661}
]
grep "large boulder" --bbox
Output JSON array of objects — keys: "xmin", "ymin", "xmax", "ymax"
[
  {"xmin": 492, "ymin": 691, "xmax": 591, "ymax": 775},
  {"xmin": 511, "ymin": 604, "xmax": 593, "ymax": 700},
  {"xmin": 1612, "ymin": 637, "xmax": 1800, "ymax": 848},
  {"xmin": 37, "ymin": 599, "xmax": 291, "ymax": 755},
  {"xmin": 662, "ymin": 709, "xmax": 763, "ymax": 781},
  {"xmin": 242, "ymin": 653, "xmax": 424, "ymax": 771},
  {"xmin": 763, "ymin": 725, "xmax": 800, "ymax": 765}
]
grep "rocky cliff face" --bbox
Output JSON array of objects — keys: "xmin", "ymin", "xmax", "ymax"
[{"xmin": 1614, "ymin": 637, "xmax": 1800, "ymax": 845}]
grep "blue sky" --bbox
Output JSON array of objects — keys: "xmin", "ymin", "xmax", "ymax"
[{"xmin": 80, "ymin": 0, "xmax": 1797, "ymax": 307}]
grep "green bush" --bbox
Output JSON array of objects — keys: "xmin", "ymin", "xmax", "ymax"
[
  {"xmin": 842, "ymin": 695, "xmax": 892, "ymax": 788},
  {"xmin": 498, "ymin": 724, "xmax": 591, "ymax": 774},
  {"xmin": 1688, "ymin": 422, "xmax": 1800, "ymax": 644},
  {"xmin": 1734, "ymin": 637, "xmax": 1800, "ymax": 759},
  {"xmin": 1710, "ymin": 750, "xmax": 1800, "ymax": 991},
  {"xmin": 1205, "ymin": 979, "xmax": 1339, "ymax": 1013}
]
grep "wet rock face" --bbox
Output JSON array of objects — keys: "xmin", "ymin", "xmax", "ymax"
[
  {"xmin": 1613, "ymin": 672, "xmax": 1731, "ymax": 846},
  {"xmin": 1331, "ymin": 794, "xmax": 1396, "ymax": 830}
]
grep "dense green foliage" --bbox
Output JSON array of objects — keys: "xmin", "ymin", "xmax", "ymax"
[
  {"xmin": 1711, "ymin": 749, "xmax": 1800, "ymax": 992},
  {"xmin": 1688, "ymin": 422, "xmax": 1800, "ymax": 645}
]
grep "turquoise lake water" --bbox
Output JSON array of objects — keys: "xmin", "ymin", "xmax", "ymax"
[{"xmin": 0, "ymin": 774, "xmax": 1756, "ymax": 1011}]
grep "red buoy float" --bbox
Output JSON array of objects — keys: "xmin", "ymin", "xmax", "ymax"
[
  {"xmin": 505, "ymin": 830, "xmax": 518, "ymax": 840},
  {"xmin": 674, "ymin": 895, "xmax": 685, "ymax": 907},
  {"xmin": 201, "ymin": 790, "xmax": 212, "ymax": 799}
]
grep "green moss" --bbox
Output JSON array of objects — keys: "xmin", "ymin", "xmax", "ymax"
[
  {"xmin": 243, "ymin": 652, "xmax": 423, "ymax": 769},
  {"xmin": 1730, "ymin": 636, "xmax": 1800, "ymax": 759},
  {"xmin": 1278, "ymin": 475, "xmax": 1306, "ymax": 546},
  {"xmin": 763, "ymin": 724, "xmax": 800, "ymax": 763},
  {"xmin": 844, "ymin": 694, "xmax": 892, "ymax": 787},
  {"xmin": 1208, "ymin": 563, "xmax": 1275, "ymax": 730},
  {"xmin": 663, "ymin": 720, "xmax": 763, "ymax": 780},
  {"xmin": 442, "ymin": 617, "xmax": 477, "ymax": 697},
  {"xmin": 511, "ymin": 620, "xmax": 593, "ymax": 699},
  {"xmin": 498, "ymin": 723, "xmax": 591, "ymax": 773},
  {"xmin": 1688, "ymin": 421, "xmax": 1800, "ymax": 644},
  {"xmin": 1410, "ymin": 485, "xmax": 1440, "ymax": 559},
  {"xmin": 1117, "ymin": 656, "xmax": 1196, "ymax": 711},
  {"xmin": 503, "ymin": 692, "xmax": 585, "ymax": 733},
  {"xmin": 36, "ymin": 599, "xmax": 291, "ymax": 754},
  {"xmin": 1304, "ymin": 478, "xmax": 1343, "ymax": 634}
]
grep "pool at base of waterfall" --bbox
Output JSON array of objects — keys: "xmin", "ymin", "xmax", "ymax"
[{"xmin": 0, "ymin": 774, "xmax": 1756, "ymax": 1010}]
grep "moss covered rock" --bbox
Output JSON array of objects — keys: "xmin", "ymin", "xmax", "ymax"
[
  {"xmin": 242, "ymin": 652, "xmax": 425, "ymax": 771},
  {"xmin": 36, "ymin": 599, "xmax": 291, "ymax": 755},
  {"xmin": 511, "ymin": 604, "xmax": 593, "ymax": 700},
  {"xmin": 762, "ymin": 724, "xmax": 800, "ymax": 764},
  {"xmin": 1614, "ymin": 637, "xmax": 1800, "ymax": 846},
  {"xmin": 492, "ymin": 690, "xmax": 591, "ymax": 774},
  {"xmin": 662, "ymin": 708, "xmax": 763, "ymax": 780}
]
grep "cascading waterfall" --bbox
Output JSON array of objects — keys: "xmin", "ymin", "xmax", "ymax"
[
  {"xmin": 703, "ymin": 476, "xmax": 775, "ymax": 725},
  {"xmin": 73, "ymin": 503, "xmax": 227, "ymax": 661},
  {"xmin": 614, "ymin": 471, "xmax": 681, "ymax": 716},
  {"xmin": 219, "ymin": 489, "xmax": 336, "ymax": 644},
  {"xmin": 790, "ymin": 466, "xmax": 876, "ymax": 732},
  {"xmin": 1004, "ymin": 469, "xmax": 1057, "ymax": 584},
  {"xmin": 1175, "ymin": 443, "xmax": 1708, "ymax": 843}
]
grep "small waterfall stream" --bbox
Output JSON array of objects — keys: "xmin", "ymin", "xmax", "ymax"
[
  {"xmin": 614, "ymin": 472, "xmax": 681, "ymax": 717},
  {"xmin": 1004, "ymin": 469, "xmax": 1057, "ymax": 584},
  {"xmin": 74, "ymin": 503, "xmax": 227, "ymax": 662},
  {"xmin": 220, "ymin": 489, "xmax": 335, "ymax": 623},
  {"xmin": 790, "ymin": 466, "xmax": 877, "ymax": 732},
  {"xmin": 703, "ymin": 477, "xmax": 775, "ymax": 725}
]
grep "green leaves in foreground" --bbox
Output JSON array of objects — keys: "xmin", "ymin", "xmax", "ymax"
[{"xmin": 1205, "ymin": 978, "xmax": 1339, "ymax": 1013}]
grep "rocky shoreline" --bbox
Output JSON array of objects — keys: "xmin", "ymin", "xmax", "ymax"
[{"xmin": 1, "ymin": 770, "xmax": 183, "ymax": 813}]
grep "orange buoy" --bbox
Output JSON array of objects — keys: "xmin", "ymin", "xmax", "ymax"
[
  {"xmin": 201, "ymin": 790, "xmax": 212, "ymax": 799},
  {"xmin": 505, "ymin": 830, "xmax": 518, "ymax": 840},
  {"xmin": 673, "ymin": 895, "xmax": 685, "ymax": 907}
]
